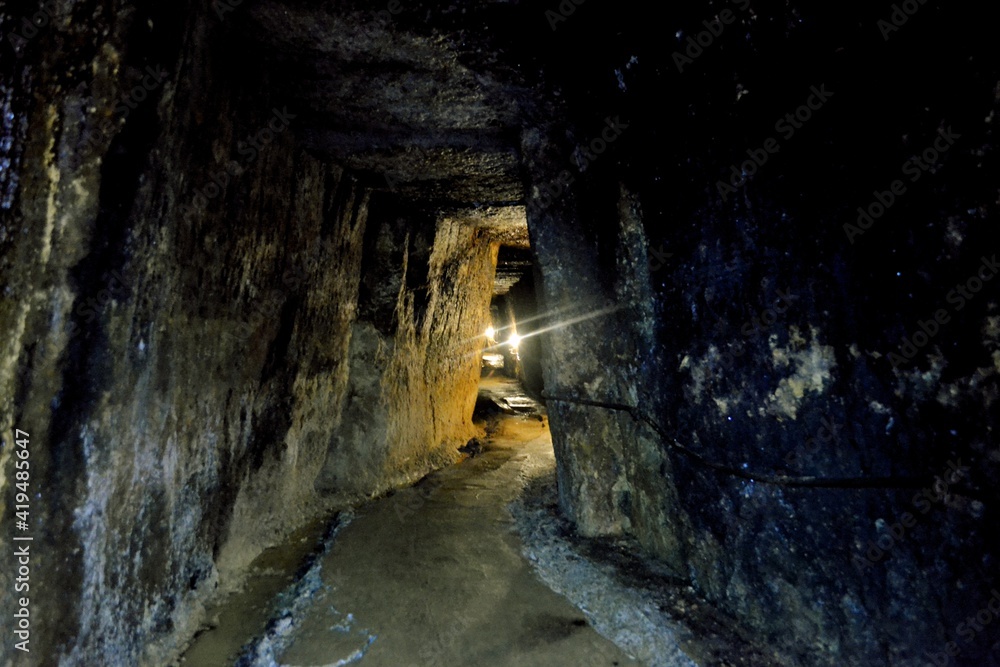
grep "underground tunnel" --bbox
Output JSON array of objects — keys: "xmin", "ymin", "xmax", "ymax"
[{"xmin": 1, "ymin": 0, "xmax": 999, "ymax": 665}]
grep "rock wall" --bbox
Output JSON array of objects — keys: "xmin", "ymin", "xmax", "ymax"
[
  {"xmin": 521, "ymin": 125, "xmax": 656, "ymax": 540},
  {"xmin": 0, "ymin": 2, "xmax": 493, "ymax": 664},
  {"xmin": 3, "ymin": 0, "xmax": 995, "ymax": 665},
  {"xmin": 317, "ymin": 206, "xmax": 498, "ymax": 497},
  {"xmin": 523, "ymin": 3, "xmax": 1000, "ymax": 665}
]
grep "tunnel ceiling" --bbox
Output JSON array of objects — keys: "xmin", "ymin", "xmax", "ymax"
[
  {"xmin": 493, "ymin": 244, "xmax": 533, "ymax": 295},
  {"xmin": 244, "ymin": 0, "xmax": 544, "ymax": 206}
]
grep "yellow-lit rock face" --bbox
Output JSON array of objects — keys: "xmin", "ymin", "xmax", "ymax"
[
  {"xmin": 765, "ymin": 329, "xmax": 836, "ymax": 420},
  {"xmin": 0, "ymin": 5, "xmax": 512, "ymax": 663},
  {"xmin": 316, "ymin": 214, "xmax": 499, "ymax": 498}
]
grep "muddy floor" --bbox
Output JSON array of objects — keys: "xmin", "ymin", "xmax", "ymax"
[
  {"xmin": 176, "ymin": 375, "xmax": 782, "ymax": 667},
  {"xmin": 272, "ymin": 377, "xmax": 639, "ymax": 667}
]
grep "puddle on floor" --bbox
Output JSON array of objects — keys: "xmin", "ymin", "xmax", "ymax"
[
  {"xmin": 177, "ymin": 513, "xmax": 337, "ymax": 666},
  {"xmin": 275, "ymin": 402, "xmax": 639, "ymax": 667}
]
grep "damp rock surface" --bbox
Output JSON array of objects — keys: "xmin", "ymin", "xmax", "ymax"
[
  {"xmin": 1, "ymin": 0, "xmax": 998, "ymax": 665},
  {"xmin": 0, "ymin": 2, "xmax": 508, "ymax": 663},
  {"xmin": 274, "ymin": 382, "xmax": 640, "ymax": 667}
]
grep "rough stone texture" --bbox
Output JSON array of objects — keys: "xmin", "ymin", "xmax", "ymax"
[
  {"xmin": 317, "ymin": 210, "xmax": 499, "ymax": 497},
  {"xmin": 239, "ymin": 0, "xmax": 536, "ymax": 205},
  {"xmin": 2, "ymin": 0, "xmax": 998, "ymax": 665},
  {"xmin": 0, "ymin": 2, "xmax": 500, "ymax": 664},
  {"xmin": 0, "ymin": 3, "xmax": 369, "ymax": 661},
  {"xmin": 521, "ymin": 123, "xmax": 661, "ymax": 542},
  {"xmin": 382, "ymin": 214, "xmax": 497, "ymax": 464},
  {"xmin": 520, "ymin": 3, "xmax": 1000, "ymax": 665}
]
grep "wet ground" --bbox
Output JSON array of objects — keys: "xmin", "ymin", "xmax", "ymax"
[
  {"xmin": 179, "ymin": 375, "xmax": 641, "ymax": 666},
  {"xmin": 273, "ymin": 375, "xmax": 639, "ymax": 666},
  {"xmin": 178, "ymin": 375, "xmax": 783, "ymax": 667}
]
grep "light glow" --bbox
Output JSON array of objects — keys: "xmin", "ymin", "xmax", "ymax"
[
  {"xmin": 507, "ymin": 333, "xmax": 522, "ymax": 350},
  {"xmin": 485, "ymin": 326, "xmax": 496, "ymax": 339}
]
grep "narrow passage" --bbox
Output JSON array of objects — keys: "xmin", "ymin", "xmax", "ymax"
[{"xmin": 276, "ymin": 377, "xmax": 640, "ymax": 667}]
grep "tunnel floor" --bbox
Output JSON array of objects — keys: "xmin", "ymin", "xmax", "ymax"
[
  {"xmin": 275, "ymin": 377, "xmax": 637, "ymax": 666},
  {"xmin": 182, "ymin": 377, "xmax": 641, "ymax": 666}
]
